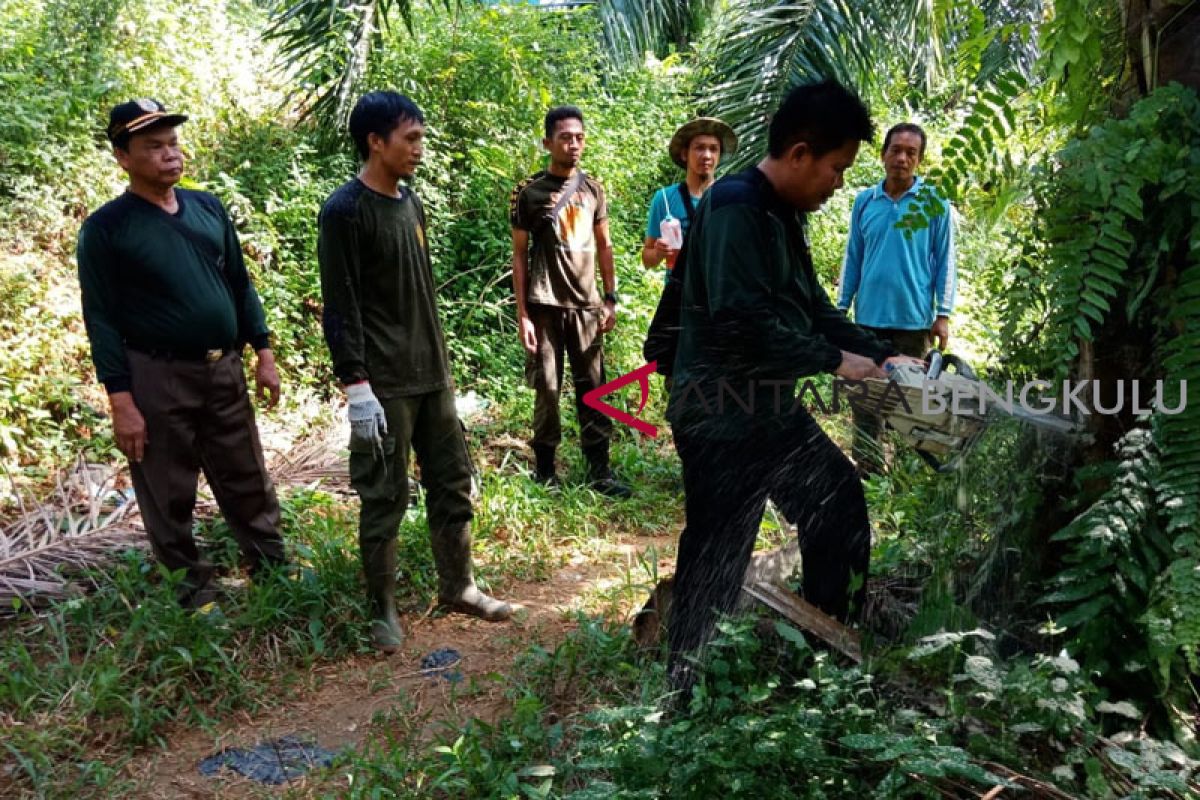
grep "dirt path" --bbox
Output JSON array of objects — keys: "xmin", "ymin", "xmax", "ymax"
[{"xmin": 128, "ymin": 534, "xmax": 677, "ymax": 798}]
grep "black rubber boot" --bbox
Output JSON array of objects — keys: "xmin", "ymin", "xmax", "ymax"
[
  {"xmin": 362, "ymin": 538, "xmax": 404, "ymax": 654},
  {"xmin": 532, "ymin": 444, "xmax": 559, "ymax": 487},
  {"xmin": 583, "ymin": 442, "xmax": 632, "ymax": 499},
  {"xmin": 431, "ymin": 522, "xmax": 514, "ymax": 622}
]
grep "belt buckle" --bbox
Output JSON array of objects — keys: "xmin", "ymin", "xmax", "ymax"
[{"xmin": 205, "ymin": 349, "xmax": 223, "ymax": 363}]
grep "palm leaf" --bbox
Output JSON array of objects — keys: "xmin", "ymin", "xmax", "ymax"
[
  {"xmin": 263, "ymin": 0, "xmax": 431, "ymax": 128},
  {"xmin": 0, "ymin": 460, "xmax": 145, "ymax": 614},
  {"xmin": 595, "ymin": 0, "xmax": 712, "ymax": 61},
  {"xmin": 695, "ymin": 0, "xmax": 1035, "ymax": 169},
  {"xmin": 696, "ymin": 0, "xmax": 838, "ymax": 169},
  {"xmin": 0, "ymin": 429, "xmax": 354, "ymax": 615}
]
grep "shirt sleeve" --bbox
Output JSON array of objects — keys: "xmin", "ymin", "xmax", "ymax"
[
  {"xmin": 217, "ymin": 200, "xmax": 271, "ymax": 352},
  {"xmin": 592, "ymin": 180, "xmax": 608, "ymax": 225},
  {"xmin": 932, "ymin": 200, "xmax": 957, "ymax": 316},
  {"xmin": 509, "ymin": 183, "xmax": 530, "ymax": 231},
  {"xmin": 76, "ymin": 220, "xmax": 132, "ymax": 394},
  {"xmin": 700, "ymin": 205, "xmax": 844, "ymax": 379},
  {"xmin": 318, "ymin": 205, "xmax": 369, "ymax": 385},
  {"xmin": 645, "ymin": 188, "xmax": 667, "ymax": 239},
  {"xmin": 811, "ymin": 277, "xmax": 897, "ymax": 363},
  {"xmin": 837, "ymin": 192, "xmax": 865, "ymax": 311}
]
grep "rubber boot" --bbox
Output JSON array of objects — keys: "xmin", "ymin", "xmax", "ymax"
[
  {"xmin": 430, "ymin": 522, "xmax": 513, "ymax": 622},
  {"xmin": 362, "ymin": 538, "xmax": 404, "ymax": 654},
  {"xmin": 532, "ymin": 444, "xmax": 559, "ymax": 487},
  {"xmin": 583, "ymin": 442, "xmax": 632, "ymax": 498}
]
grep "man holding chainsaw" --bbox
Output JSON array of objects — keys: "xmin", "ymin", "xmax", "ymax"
[
  {"xmin": 319, "ymin": 91, "xmax": 513, "ymax": 654},
  {"xmin": 837, "ymin": 122, "xmax": 957, "ymax": 475},
  {"xmin": 664, "ymin": 81, "xmax": 923, "ymax": 697},
  {"xmin": 510, "ymin": 105, "xmax": 630, "ymax": 497}
]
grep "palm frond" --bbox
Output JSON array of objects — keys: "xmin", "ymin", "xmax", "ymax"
[
  {"xmin": 0, "ymin": 460, "xmax": 145, "ymax": 614},
  {"xmin": 696, "ymin": 0, "xmax": 1040, "ymax": 169},
  {"xmin": 595, "ymin": 0, "xmax": 711, "ymax": 62},
  {"xmin": 263, "ymin": 0, "xmax": 426, "ymax": 128},
  {"xmin": 0, "ymin": 428, "xmax": 355, "ymax": 615},
  {"xmin": 695, "ymin": 0, "xmax": 827, "ymax": 169}
]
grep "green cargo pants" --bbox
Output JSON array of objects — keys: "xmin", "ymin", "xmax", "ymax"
[{"xmin": 350, "ymin": 387, "xmax": 474, "ymax": 562}]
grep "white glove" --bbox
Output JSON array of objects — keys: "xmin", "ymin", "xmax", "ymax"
[{"xmin": 346, "ymin": 382, "xmax": 387, "ymax": 449}]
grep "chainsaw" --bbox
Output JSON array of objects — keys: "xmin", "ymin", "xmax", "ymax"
[{"xmin": 850, "ymin": 351, "xmax": 1081, "ymax": 473}]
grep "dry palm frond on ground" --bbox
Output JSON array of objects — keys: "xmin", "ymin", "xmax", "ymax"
[
  {"xmin": 0, "ymin": 423, "xmax": 351, "ymax": 615},
  {"xmin": 265, "ymin": 428, "xmax": 351, "ymax": 494},
  {"xmin": 0, "ymin": 459, "xmax": 145, "ymax": 613}
]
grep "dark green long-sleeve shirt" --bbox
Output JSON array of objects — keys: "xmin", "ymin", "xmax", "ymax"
[
  {"xmin": 76, "ymin": 189, "xmax": 271, "ymax": 394},
  {"xmin": 668, "ymin": 167, "xmax": 896, "ymax": 436},
  {"xmin": 317, "ymin": 179, "xmax": 451, "ymax": 397}
]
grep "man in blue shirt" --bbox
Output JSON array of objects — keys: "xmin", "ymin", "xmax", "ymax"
[
  {"xmin": 640, "ymin": 117, "xmax": 737, "ymax": 270},
  {"xmin": 837, "ymin": 122, "xmax": 956, "ymax": 474}
]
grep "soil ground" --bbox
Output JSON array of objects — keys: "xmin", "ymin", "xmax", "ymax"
[{"xmin": 128, "ymin": 533, "xmax": 678, "ymax": 799}]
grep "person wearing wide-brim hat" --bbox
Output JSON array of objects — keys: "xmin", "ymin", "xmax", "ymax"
[{"xmin": 641, "ymin": 117, "xmax": 738, "ymax": 270}]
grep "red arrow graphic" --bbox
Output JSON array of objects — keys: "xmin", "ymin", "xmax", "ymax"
[{"xmin": 582, "ymin": 361, "xmax": 659, "ymax": 438}]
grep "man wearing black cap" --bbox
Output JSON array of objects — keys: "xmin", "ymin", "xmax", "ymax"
[
  {"xmin": 640, "ymin": 117, "xmax": 737, "ymax": 271},
  {"xmin": 76, "ymin": 99, "xmax": 286, "ymax": 608}
]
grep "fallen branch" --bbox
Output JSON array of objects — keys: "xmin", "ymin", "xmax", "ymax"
[{"xmin": 742, "ymin": 581, "xmax": 863, "ymax": 663}]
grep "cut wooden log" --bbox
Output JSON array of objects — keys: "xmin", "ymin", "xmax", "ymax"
[
  {"xmin": 742, "ymin": 581, "xmax": 862, "ymax": 663},
  {"xmin": 632, "ymin": 540, "xmax": 863, "ymax": 662}
]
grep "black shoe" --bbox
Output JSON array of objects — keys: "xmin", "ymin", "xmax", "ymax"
[
  {"xmin": 247, "ymin": 556, "xmax": 290, "ymax": 583},
  {"xmin": 534, "ymin": 472, "xmax": 562, "ymax": 489},
  {"xmin": 183, "ymin": 584, "xmax": 223, "ymax": 611},
  {"xmin": 589, "ymin": 471, "xmax": 632, "ymax": 498}
]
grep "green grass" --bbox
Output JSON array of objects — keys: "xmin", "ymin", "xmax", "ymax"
[
  {"xmin": 0, "ymin": 380, "xmax": 686, "ymax": 798},
  {"xmin": 305, "ymin": 611, "xmax": 1198, "ymax": 799},
  {"xmin": 3, "ymin": 349, "xmax": 1192, "ymax": 799}
]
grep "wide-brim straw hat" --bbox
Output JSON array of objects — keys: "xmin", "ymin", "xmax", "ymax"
[{"xmin": 668, "ymin": 117, "xmax": 738, "ymax": 169}]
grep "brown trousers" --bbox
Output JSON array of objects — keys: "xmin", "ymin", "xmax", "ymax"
[
  {"xmin": 524, "ymin": 303, "xmax": 612, "ymax": 451},
  {"xmin": 851, "ymin": 327, "xmax": 932, "ymax": 472},
  {"xmin": 127, "ymin": 350, "xmax": 284, "ymax": 600}
]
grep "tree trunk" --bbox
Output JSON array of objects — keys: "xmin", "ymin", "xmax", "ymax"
[{"xmin": 1123, "ymin": 0, "xmax": 1200, "ymax": 95}]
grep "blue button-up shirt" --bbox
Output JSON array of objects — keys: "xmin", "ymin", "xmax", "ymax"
[{"xmin": 836, "ymin": 177, "xmax": 956, "ymax": 329}]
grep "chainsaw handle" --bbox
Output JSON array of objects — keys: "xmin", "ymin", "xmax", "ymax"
[
  {"xmin": 941, "ymin": 354, "xmax": 977, "ymax": 380},
  {"xmin": 924, "ymin": 350, "xmax": 944, "ymax": 380},
  {"xmin": 922, "ymin": 350, "xmax": 978, "ymax": 382}
]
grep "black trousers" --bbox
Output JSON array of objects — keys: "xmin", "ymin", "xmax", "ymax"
[
  {"xmin": 348, "ymin": 387, "xmax": 474, "ymax": 562},
  {"xmin": 668, "ymin": 409, "xmax": 871, "ymax": 668}
]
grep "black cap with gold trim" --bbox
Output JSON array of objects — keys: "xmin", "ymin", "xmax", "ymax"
[{"xmin": 107, "ymin": 98, "xmax": 188, "ymax": 144}]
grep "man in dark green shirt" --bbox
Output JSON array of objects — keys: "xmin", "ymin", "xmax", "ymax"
[
  {"xmin": 76, "ymin": 99, "xmax": 286, "ymax": 608},
  {"xmin": 510, "ymin": 105, "xmax": 630, "ymax": 497},
  {"xmin": 319, "ymin": 92, "xmax": 513, "ymax": 654},
  {"xmin": 665, "ymin": 81, "xmax": 922, "ymax": 695}
]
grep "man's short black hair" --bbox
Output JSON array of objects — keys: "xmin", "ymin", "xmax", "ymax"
[
  {"xmin": 544, "ymin": 105, "xmax": 584, "ymax": 139},
  {"xmin": 767, "ymin": 79, "xmax": 874, "ymax": 159},
  {"xmin": 348, "ymin": 91, "xmax": 425, "ymax": 161},
  {"xmin": 882, "ymin": 122, "xmax": 927, "ymax": 158}
]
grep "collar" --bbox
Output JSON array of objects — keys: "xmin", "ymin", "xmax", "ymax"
[
  {"xmin": 872, "ymin": 175, "xmax": 923, "ymax": 200},
  {"xmin": 746, "ymin": 166, "xmax": 806, "ymax": 224},
  {"xmin": 743, "ymin": 167, "xmax": 809, "ymax": 248}
]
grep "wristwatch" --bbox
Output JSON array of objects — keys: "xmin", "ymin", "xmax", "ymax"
[{"xmin": 603, "ymin": 291, "xmax": 619, "ymax": 306}]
